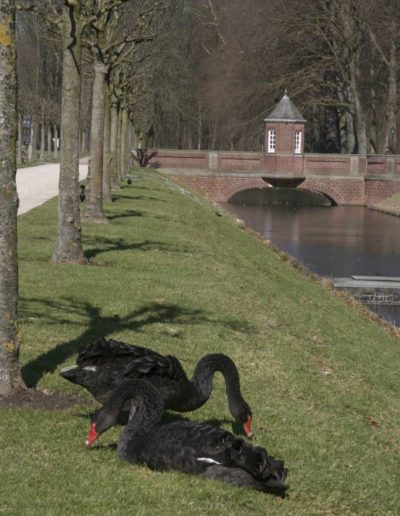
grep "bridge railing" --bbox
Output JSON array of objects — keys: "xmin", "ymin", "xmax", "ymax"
[{"xmin": 149, "ymin": 148, "xmax": 400, "ymax": 179}]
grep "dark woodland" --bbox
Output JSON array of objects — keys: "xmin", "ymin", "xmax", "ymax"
[{"xmin": 16, "ymin": 0, "xmax": 400, "ymax": 157}]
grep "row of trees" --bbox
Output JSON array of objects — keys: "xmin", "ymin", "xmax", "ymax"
[
  {"xmin": 150, "ymin": 0, "xmax": 400, "ymax": 154},
  {"xmin": 0, "ymin": 0, "xmax": 170, "ymax": 395},
  {"xmin": 15, "ymin": 0, "xmax": 400, "ymax": 158},
  {"xmin": 1, "ymin": 0, "xmax": 400, "ymax": 394}
]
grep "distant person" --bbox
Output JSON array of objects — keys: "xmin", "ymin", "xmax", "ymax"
[{"xmin": 384, "ymin": 147, "xmax": 393, "ymax": 155}]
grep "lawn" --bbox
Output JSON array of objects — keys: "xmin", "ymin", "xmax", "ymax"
[{"xmin": 1, "ymin": 168, "xmax": 399, "ymax": 515}]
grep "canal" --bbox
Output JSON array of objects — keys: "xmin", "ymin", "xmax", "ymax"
[{"xmin": 220, "ymin": 202, "xmax": 400, "ymax": 326}]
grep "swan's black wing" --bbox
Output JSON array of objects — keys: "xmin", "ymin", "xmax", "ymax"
[
  {"xmin": 136, "ymin": 420, "xmax": 287, "ymax": 495},
  {"xmin": 129, "ymin": 420, "xmax": 235, "ymax": 473},
  {"xmin": 77, "ymin": 337, "xmax": 159, "ymax": 367},
  {"xmin": 61, "ymin": 340, "xmax": 189, "ymax": 404},
  {"xmin": 122, "ymin": 354, "xmax": 186, "ymax": 381}
]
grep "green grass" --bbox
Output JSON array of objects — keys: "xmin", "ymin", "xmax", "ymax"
[{"xmin": 1, "ymin": 168, "xmax": 400, "ymax": 515}]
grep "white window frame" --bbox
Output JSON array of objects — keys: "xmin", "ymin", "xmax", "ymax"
[
  {"xmin": 295, "ymin": 130, "xmax": 302, "ymax": 154},
  {"xmin": 267, "ymin": 129, "xmax": 276, "ymax": 153}
]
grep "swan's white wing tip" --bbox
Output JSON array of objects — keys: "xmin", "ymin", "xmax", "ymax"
[
  {"xmin": 60, "ymin": 365, "xmax": 79, "ymax": 373},
  {"xmin": 197, "ymin": 457, "xmax": 222, "ymax": 465},
  {"xmin": 83, "ymin": 366, "xmax": 97, "ymax": 372}
]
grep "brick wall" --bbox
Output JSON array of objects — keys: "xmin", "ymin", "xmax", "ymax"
[
  {"xmin": 218, "ymin": 153, "xmax": 262, "ymax": 171},
  {"xmin": 304, "ymin": 155, "xmax": 349, "ymax": 174},
  {"xmin": 150, "ymin": 149, "xmax": 400, "ymax": 205},
  {"xmin": 151, "ymin": 150, "xmax": 208, "ymax": 169},
  {"xmin": 264, "ymin": 121, "xmax": 305, "ymax": 154},
  {"xmin": 301, "ymin": 178, "xmax": 365, "ymax": 205},
  {"xmin": 264, "ymin": 154, "xmax": 304, "ymax": 173},
  {"xmin": 365, "ymin": 180, "xmax": 400, "ymax": 205},
  {"xmin": 168, "ymin": 175, "xmax": 269, "ymax": 202}
]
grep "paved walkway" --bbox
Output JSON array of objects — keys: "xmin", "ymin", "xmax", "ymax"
[{"xmin": 16, "ymin": 160, "xmax": 88, "ymax": 215}]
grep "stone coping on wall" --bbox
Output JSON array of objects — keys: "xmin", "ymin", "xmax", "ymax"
[
  {"xmin": 158, "ymin": 167, "xmax": 268, "ymax": 177},
  {"xmin": 150, "ymin": 149, "xmax": 399, "ymax": 179}
]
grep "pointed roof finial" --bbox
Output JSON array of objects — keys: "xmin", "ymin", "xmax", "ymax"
[{"xmin": 263, "ymin": 90, "xmax": 306, "ymax": 123}]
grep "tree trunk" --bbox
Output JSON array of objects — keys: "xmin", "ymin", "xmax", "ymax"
[
  {"xmin": 17, "ymin": 115, "xmax": 22, "ymax": 164},
  {"xmin": 350, "ymin": 59, "xmax": 367, "ymax": 154},
  {"xmin": 109, "ymin": 100, "xmax": 119, "ymax": 190},
  {"xmin": 197, "ymin": 102, "xmax": 202, "ymax": 150},
  {"xmin": 127, "ymin": 119, "xmax": 133, "ymax": 169},
  {"xmin": 340, "ymin": 1, "xmax": 367, "ymax": 154},
  {"xmin": 47, "ymin": 125, "xmax": 52, "ymax": 159},
  {"xmin": 0, "ymin": 0, "xmax": 25, "ymax": 395},
  {"xmin": 119, "ymin": 108, "xmax": 128, "ymax": 180},
  {"xmin": 52, "ymin": 5, "xmax": 87, "ymax": 264},
  {"xmin": 102, "ymin": 87, "xmax": 112, "ymax": 202},
  {"xmin": 84, "ymin": 60, "xmax": 108, "ymax": 223},
  {"xmin": 385, "ymin": 35, "xmax": 397, "ymax": 153},
  {"xmin": 27, "ymin": 122, "xmax": 35, "ymax": 161},
  {"xmin": 39, "ymin": 121, "xmax": 45, "ymax": 160},
  {"xmin": 81, "ymin": 129, "xmax": 86, "ymax": 153},
  {"xmin": 53, "ymin": 124, "xmax": 58, "ymax": 159},
  {"xmin": 117, "ymin": 106, "xmax": 123, "ymax": 179}
]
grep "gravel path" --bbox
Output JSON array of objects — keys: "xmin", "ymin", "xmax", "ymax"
[{"xmin": 16, "ymin": 161, "xmax": 88, "ymax": 215}]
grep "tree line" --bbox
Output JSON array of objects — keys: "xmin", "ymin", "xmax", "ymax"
[
  {"xmin": 0, "ymin": 0, "xmax": 171, "ymax": 395},
  {"xmin": 15, "ymin": 0, "xmax": 400, "ymax": 161},
  {"xmin": 1, "ymin": 0, "xmax": 399, "ymax": 394}
]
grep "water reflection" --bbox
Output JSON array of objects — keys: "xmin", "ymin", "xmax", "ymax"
[{"xmin": 221, "ymin": 203, "xmax": 400, "ymax": 325}]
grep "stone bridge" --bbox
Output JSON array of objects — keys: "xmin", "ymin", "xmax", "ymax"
[{"xmin": 149, "ymin": 149, "xmax": 400, "ymax": 206}]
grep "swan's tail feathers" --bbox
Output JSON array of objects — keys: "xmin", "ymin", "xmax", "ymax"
[
  {"xmin": 59, "ymin": 365, "xmax": 89, "ymax": 384},
  {"xmin": 202, "ymin": 464, "xmax": 287, "ymax": 495},
  {"xmin": 216, "ymin": 439, "xmax": 288, "ymax": 494},
  {"xmin": 59, "ymin": 363, "xmax": 115, "ymax": 403},
  {"xmin": 77, "ymin": 337, "xmax": 155, "ymax": 367}
]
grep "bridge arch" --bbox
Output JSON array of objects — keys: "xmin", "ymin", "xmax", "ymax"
[
  {"xmin": 227, "ymin": 183, "xmax": 336, "ymax": 206},
  {"xmin": 299, "ymin": 180, "xmax": 345, "ymax": 206}
]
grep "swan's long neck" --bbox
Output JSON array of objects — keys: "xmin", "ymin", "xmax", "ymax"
[
  {"xmin": 110, "ymin": 381, "xmax": 164, "ymax": 461},
  {"xmin": 189, "ymin": 353, "xmax": 245, "ymax": 413}
]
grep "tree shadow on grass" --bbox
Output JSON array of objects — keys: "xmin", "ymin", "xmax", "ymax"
[
  {"xmin": 84, "ymin": 237, "xmax": 175, "ymax": 260},
  {"xmin": 107, "ymin": 209, "xmax": 143, "ymax": 221},
  {"xmin": 111, "ymin": 192, "xmax": 165, "ymax": 202},
  {"xmin": 20, "ymin": 299, "xmax": 256, "ymax": 388},
  {"xmin": 111, "ymin": 194, "xmax": 143, "ymax": 201}
]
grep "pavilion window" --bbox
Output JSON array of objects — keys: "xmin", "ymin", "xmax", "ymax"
[
  {"xmin": 267, "ymin": 129, "xmax": 276, "ymax": 153},
  {"xmin": 295, "ymin": 130, "xmax": 302, "ymax": 154}
]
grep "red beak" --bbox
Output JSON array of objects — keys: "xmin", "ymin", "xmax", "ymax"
[
  {"xmin": 86, "ymin": 422, "xmax": 99, "ymax": 447},
  {"xmin": 243, "ymin": 416, "xmax": 253, "ymax": 438}
]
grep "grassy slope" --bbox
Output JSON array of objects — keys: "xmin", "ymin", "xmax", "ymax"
[{"xmin": 1, "ymin": 169, "xmax": 399, "ymax": 515}]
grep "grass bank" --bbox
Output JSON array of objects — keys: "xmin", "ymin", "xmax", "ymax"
[{"xmin": 1, "ymin": 168, "xmax": 399, "ymax": 515}]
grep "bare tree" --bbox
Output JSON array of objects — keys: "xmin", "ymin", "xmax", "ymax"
[
  {"xmin": 84, "ymin": 0, "xmax": 163, "ymax": 221},
  {"xmin": 0, "ymin": 0, "xmax": 25, "ymax": 395},
  {"xmin": 52, "ymin": 0, "xmax": 87, "ymax": 263}
]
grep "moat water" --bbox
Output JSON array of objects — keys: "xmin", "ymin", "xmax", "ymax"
[{"xmin": 220, "ymin": 203, "xmax": 400, "ymax": 326}]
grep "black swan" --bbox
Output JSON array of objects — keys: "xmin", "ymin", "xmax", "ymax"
[
  {"xmin": 60, "ymin": 337, "xmax": 253, "ymax": 437},
  {"xmin": 86, "ymin": 379, "xmax": 287, "ymax": 495}
]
